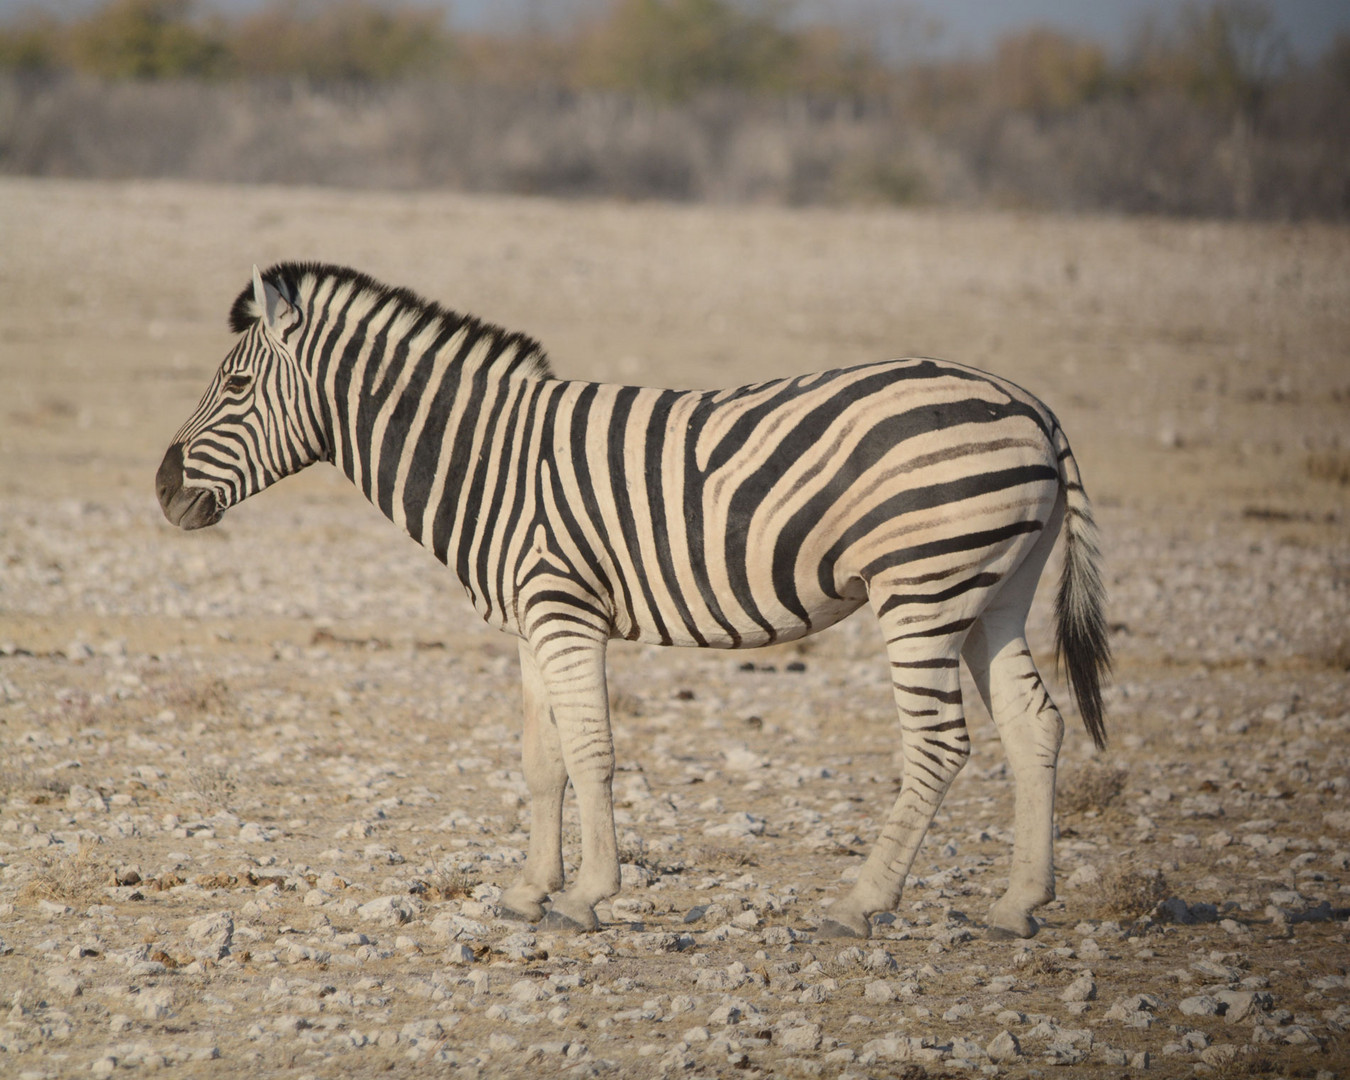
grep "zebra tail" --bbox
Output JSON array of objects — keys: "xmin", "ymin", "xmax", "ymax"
[{"xmin": 1053, "ymin": 428, "xmax": 1111, "ymax": 750}]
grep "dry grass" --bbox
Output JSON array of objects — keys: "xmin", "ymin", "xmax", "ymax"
[
  {"xmin": 1094, "ymin": 864, "xmax": 1170, "ymax": 921},
  {"xmin": 162, "ymin": 675, "xmax": 231, "ymax": 717},
  {"xmin": 419, "ymin": 866, "xmax": 480, "ymax": 903},
  {"xmin": 19, "ymin": 842, "xmax": 109, "ymax": 908},
  {"xmin": 1306, "ymin": 451, "xmax": 1350, "ymax": 487},
  {"xmin": 187, "ymin": 762, "xmax": 238, "ymax": 810},
  {"xmin": 1057, "ymin": 759, "xmax": 1129, "ymax": 816},
  {"xmin": 0, "ymin": 771, "xmax": 69, "ymax": 804}
]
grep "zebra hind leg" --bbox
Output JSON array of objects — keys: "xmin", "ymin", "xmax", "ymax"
[
  {"xmin": 818, "ymin": 609, "xmax": 971, "ymax": 938},
  {"xmin": 962, "ymin": 520, "xmax": 1065, "ymax": 939},
  {"xmin": 500, "ymin": 640, "xmax": 568, "ymax": 923}
]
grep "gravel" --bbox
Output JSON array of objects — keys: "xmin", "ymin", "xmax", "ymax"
[{"xmin": 4, "ymin": 178, "xmax": 1349, "ymax": 1077}]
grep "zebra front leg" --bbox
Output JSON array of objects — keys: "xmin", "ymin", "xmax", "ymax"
[
  {"xmin": 501, "ymin": 640, "xmax": 567, "ymax": 923},
  {"xmin": 819, "ymin": 625, "xmax": 970, "ymax": 938},
  {"xmin": 528, "ymin": 634, "xmax": 620, "ymax": 932}
]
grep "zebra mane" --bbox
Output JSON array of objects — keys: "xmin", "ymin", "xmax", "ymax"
[{"xmin": 228, "ymin": 261, "xmax": 554, "ymax": 380}]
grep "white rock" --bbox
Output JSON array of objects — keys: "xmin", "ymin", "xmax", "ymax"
[
  {"xmin": 863, "ymin": 980, "xmax": 895, "ymax": 1003},
  {"xmin": 703, "ymin": 812, "xmax": 766, "ymax": 838},
  {"xmin": 723, "ymin": 746, "xmax": 768, "ymax": 772},
  {"xmin": 138, "ymin": 988, "xmax": 176, "ymax": 1021},
  {"xmin": 1191, "ymin": 958, "xmax": 1242, "ymax": 981},
  {"xmin": 1060, "ymin": 973, "xmax": 1096, "ymax": 1003},
  {"xmin": 37, "ymin": 899, "xmax": 74, "ymax": 918},
  {"xmin": 619, "ymin": 862, "xmax": 651, "ymax": 889},
  {"xmin": 1322, "ymin": 810, "xmax": 1350, "ymax": 832},
  {"xmin": 1200, "ymin": 1043, "xmax": 1239, "ymax": 1067},
  {"xmin": 186, "ymin": 911, "xmax": 234, "ymax": 959},
  {"xmin": 444, "ymin": 944, "xmax": 475, "ymax": 964},
  {"xmin": 1179, "ymin": 994, "xmax": 1221, "ymax": 1016},
  {"xmin": 1214, "ymin": 989, "xmax": 1269, "ymax": 1023},
  {"xmin": 987, "ymin": 1030, "xmax": 1022, "ymax": 1062},
  {"xmin": 950, "ymin": 1036, "xmax": 987, "ymax": 1061},
  {"xmin": 1065, "ymin": 865, "xmax": 1100, "ymax": 888},
  {"xmin": 776, "ymin": 1023, "xmax": 821, "ymax": 1051},
  {"xmin": 509, "ymin": 979, "xmax": 549, "ymax": 1003},
  {"xmin": 356, "ymin": 895, "xmax": 421, "ymax": 927}
]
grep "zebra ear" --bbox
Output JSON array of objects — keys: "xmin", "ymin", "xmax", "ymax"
[{"xmin": 252, "ymin": 264, "xmax": 297, "ymax": 338}]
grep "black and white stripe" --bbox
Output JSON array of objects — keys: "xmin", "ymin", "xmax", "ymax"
[{"xmin": 157, "ymin": 262, "xmax": 1110, "ymax": 938}]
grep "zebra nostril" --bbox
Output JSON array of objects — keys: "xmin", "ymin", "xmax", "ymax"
[{"xmin": 156, "ymin": 443, "xmax": 184, "ymax": 509}]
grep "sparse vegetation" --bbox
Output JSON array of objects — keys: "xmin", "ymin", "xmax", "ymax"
[
  {"xmin": 1057, "ymin": 759, "xmax": 1129, "ymax": 815},
  {"xmin": 20, "ymin": 841, "xmax": 109, "ymax": 908},
  {"xmin": 0, "ymin": 0, "xmax": 1343, "ymax": 217},
  {"xmin": 1097, "ymin": 864, "xmax": 1171, "ymax": 920},
  {"xmin": 187, "ymin": 762, "xmax": 238, "ymax": 809},
  {"xmin": 420, "ymin": 865, "xmax": 479, "ymax": 901}
]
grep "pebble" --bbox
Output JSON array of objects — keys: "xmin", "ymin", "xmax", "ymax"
[
  {"xmin": 986, "ymin": 1030, "xmax": 1021, "ymax": 1062},
  {"xmin": 1179, "ymin": 994, "xmax": 1222, "ymax": 1017},
  {"xmin": 185, "ymin": 911, "xmax": 234, "ymax": 959},
  {"xmin": 356, "ymin": 895, "xmax": 421, "ymax": 927},
  {"xmin": 1060, "ymin": 973, "xmax": 1096, "ymax": 1003}
]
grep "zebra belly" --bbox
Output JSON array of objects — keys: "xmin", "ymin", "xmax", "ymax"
[{"xmin": 639, "ymin": 591, "xmax": 870, "ymax": 650}]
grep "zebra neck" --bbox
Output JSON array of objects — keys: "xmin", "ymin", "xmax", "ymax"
[{"xmin": 321, "ymin": 309, "xmax": 551, "ymax": 587}]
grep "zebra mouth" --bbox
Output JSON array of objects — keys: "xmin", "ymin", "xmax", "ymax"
[
  {"xmin": 156, "ymin": 444, "xmax": 225, "ymax": 530},
  {"xmin": 165, "ymin": 487, "xmax": 223, "ymax": 530}
]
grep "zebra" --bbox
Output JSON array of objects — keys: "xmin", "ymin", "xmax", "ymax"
[{"xmin": 156, "ymin": 261, "xmax": 1110, "ymax": 939}]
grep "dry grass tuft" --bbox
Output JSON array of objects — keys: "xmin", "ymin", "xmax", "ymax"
[
  {"xmin": 1096, "ymin": 864, "xmax": 1169, "ymax": 920},
  {"xmin": 162, "ymin": 675, "xmax": 231, "ymax": 718},
  {"xmin": 0, "ymin": 772, "xmax": 71, "ymax": 805},
  {"xmin": 1057, "ymin": 759, "xmax": 1128, "ymax": 815},
  {"xmin": 420, "ymin": 866, "xmax": 479, "ymax": 902},
  {"xmin": 187, "ymin": 763, "xmax": 238, "ymax": 809},
  {"xmin": 1305, "ymin": 451, "xmax": 1350, "ymax": 487},
  {"xmin": 19, "ymin": 842, "xmax": 108, "ymax": 908},
  {"xmin": 610, "ymin": 690, "xmax": 645, "ymax": 718}
]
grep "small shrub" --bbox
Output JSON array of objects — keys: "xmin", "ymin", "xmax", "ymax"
[
  {"xmin": 20, "ymin": 842, "xmax": 108, "ymax": 908},
  {"xmin": 1057, "ymin": 759, "xmax": 1128, "ymax": 815},
  {"xmin": 421, "ymin": 866, "xmax": 478, "ymax": 901},
  {"xmin": 1097, "ymin": 864, "xmax": 1169, "ymax": 920},
  {"xmin": 187, "ymin": 762, "xmax": 237, "ymax": 808}
]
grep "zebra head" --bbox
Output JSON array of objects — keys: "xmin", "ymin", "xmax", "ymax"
[{"xmin": 157, "ymin": 266, "xmax": 326, "ymax": 530}]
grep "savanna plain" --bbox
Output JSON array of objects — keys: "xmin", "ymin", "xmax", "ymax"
[{"xmin": 1, "ymin": 178, "xmax": 1348, "ymax": 1078}]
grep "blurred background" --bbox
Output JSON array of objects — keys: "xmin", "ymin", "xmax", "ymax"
[{"xmin": 0, "ymin": 0, "xmax": 1346, "ymax": 217}]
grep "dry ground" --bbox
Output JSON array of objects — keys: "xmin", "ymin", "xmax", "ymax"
[{"xmin": 1, "ymin": 178, "xmax": 1348, "ymax": 1078}]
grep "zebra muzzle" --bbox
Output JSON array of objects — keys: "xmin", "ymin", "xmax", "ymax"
[{"xmin": 156, "ymin": 444, "xmax": 224, "ymax": 530}]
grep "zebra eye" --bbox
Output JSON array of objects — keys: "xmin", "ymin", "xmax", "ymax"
[{"xmin": 224, "ymin": 374, "xmax": 253, "ymax": 393}]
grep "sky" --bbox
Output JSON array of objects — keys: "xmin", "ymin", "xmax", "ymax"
[{"xmin": 8, "ymin": 0, "xmax": 1350, "ymax": 61}]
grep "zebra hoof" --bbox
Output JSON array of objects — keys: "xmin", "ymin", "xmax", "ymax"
[
  {"xmin": 816, "ymin": 916, "xmax": 871, "ymax": 939},
  {"xmin": 986, "ymin": 916, "xmax": 1039, "ymax": 940},
  {"xmin": 499, "ymin": 902, "xmax": 545, "ymax": 924},
  {"xmin": 538, "ymin": 904, "xmax": 598, "ymax": 933}
]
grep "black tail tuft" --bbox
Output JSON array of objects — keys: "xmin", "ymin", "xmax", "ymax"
[{"xmin": 1054, "ymin": 440, "xmax": 1112, "ymax": 750}]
